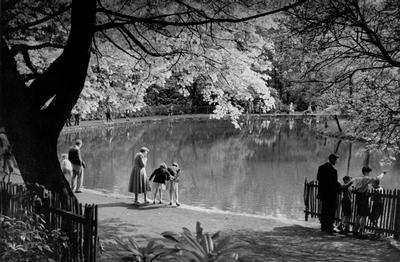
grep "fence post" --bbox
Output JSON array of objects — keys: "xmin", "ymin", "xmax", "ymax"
[
  {"xmin": 395, "ymin": 189, "xmax": 400, "ymax": 240},
  {"xmin": 304, "ymin": 178, "xmax": 309, "ymax": 221}
]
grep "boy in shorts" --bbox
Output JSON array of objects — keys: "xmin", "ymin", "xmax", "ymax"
[{"xmin": 338, "ymin": 176, "xmax": 353, "ymax": 234}]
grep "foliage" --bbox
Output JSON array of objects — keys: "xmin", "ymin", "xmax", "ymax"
[
  {"xmin": 276, "ymin": 0, "xmax": 400, "ymax": 150},
  {"xmin": 3, "ymin": 0, "xmax": 288, "ymax": 123},
  {"xmin": 0, "ymin": 214, "xmax": 67, "ymax": 261},
  {"xmin": 0, "ymin": 133, "xmax": 16, "ymax": 182},
  {"xmin": 0, "ymin": 184, "xmax": 68, "ymax": 261},
  {"xmin": 1, "ymin": 0, "xmax": 307, "ymax": 193},
  {"xmin": 111, "ymin": 222, "xmax": 242, "ymax": 262}
]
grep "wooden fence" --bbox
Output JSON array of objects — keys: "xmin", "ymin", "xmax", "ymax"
[
  {"xmin": 0, "ymin": 181, "xmax": 98, "ymax": 261},
  {"xmin": 304, "ymin": 179, "xmax": 400, "ymax": 239}
]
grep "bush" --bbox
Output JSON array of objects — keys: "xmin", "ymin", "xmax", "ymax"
[
  {"xmin": 110, "ymin": 222, "xmax": 242, "ymax": 262},
  {"xmin": 0, "ymin": 184, "xmax": 68, "ymax": 261},
  {"xmin": 0, "ymin": 214, "xmax": 68, "ymax": 261}
]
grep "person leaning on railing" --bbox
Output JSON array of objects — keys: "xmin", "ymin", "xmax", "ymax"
[{"xmin": 347, "ymin": 167, "xmax": 385, "ymax": 238}]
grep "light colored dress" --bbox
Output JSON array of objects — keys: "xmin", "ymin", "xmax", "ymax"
[{"xmin": 128, "ymin": 152, "xmax": 149, "ymax": 194}]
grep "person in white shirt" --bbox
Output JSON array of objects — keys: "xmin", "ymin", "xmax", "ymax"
[
  {"xmin": 60, "ymin": 153, "xmax": 73, "ymax": 188},
  {"xmin": 349, "ymin": 166, "xmax": 385, "ymax": 238}
]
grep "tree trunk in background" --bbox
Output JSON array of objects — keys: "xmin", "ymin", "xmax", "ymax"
[
  {"xmin": 0, "ymin": 0, "xmax": 96, "ymax": 197},
  {"xmin": 334, "ymin": 139, "xmax": 342, "ymax": 154},
  {"xmin": 363, "ymin": 150, "xmax": 370, "ymax": 168},
  {"xmin": 334, "ymin": 115, "xmax": 342, "ymax": 133},
  {"xmin": 346, "ymin": 143, "xmax": 352, "ymax": 176}
]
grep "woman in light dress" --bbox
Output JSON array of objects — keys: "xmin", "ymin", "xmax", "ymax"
[{"xmin": 128, "ymin": 146, "xmax": 150, "ymax": 204}]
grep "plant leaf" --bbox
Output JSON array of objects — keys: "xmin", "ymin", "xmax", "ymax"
[
  {"xmin": 181, "ymin": 229, "xmax": 206, "ymax": 256},
  {"xmin": 161, "ymin": 231, "xmax": 181, "ymax": 243}
]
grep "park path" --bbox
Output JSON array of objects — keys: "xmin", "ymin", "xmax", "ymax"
[
  {"xmin": 76, "ymin": 191, "xmax": 400, "ymax": 262},
  {"xmin": 231, "ymin": 226, "xmax": 399, "ymax": 261}
]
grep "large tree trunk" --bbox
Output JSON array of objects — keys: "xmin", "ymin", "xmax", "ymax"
[{"xmin": 0, "ymin": 0, "xmax": 96, "ymax": 197}]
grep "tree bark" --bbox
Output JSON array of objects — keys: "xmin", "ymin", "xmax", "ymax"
[{"xmin": 0, "ymin": 0, "xmax": 96, "ymax": 197}]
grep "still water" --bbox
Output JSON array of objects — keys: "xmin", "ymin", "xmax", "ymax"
[{"xmin": 57, "ymin": 116, "xmax": 400, "ymax": 220}]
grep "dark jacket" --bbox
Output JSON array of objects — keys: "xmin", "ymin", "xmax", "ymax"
[
  {"xmin": 167, "ymin": 166, "xmax": 181, "ymax": 182},
  {"xmin": 317, "ymin": 162, "xmax": 340, "ymax": 200},
  {"xmin": 149, "ymin": 166, "xmax": 171, "ymax": 184},
  {"xmin": 68, "ymin": 146, "xmax": 85, "ymax": 167}
]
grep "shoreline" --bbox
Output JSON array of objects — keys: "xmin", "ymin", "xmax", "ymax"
[
  {"xmin": 76, "ymin": 189, "xmax": 400, "ymax": 261},
  {"xmin": 60, "ymin": 112, "xmax": 334, "ymax": 134},
  {"xmin": 81, "ymin": 188, "xmax": 308, "ymax": 226}
]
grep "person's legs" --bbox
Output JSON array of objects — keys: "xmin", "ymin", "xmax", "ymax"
[
  {"xmin": 170, "ymin": 187, "xmax": 174, "ymax": 204},
  {"xmin": 320, "ymin": 200, "xmax": 328, "ymax": 232},
  {"xmin": 134, "ymin": 193, "xmax": 139, "ymax": 203},
  {"xmin": 326, "ymin": 198, "xmax": 337, "ymax": 232},
  {"xmin": 343, "ymin": 216, "xmax": 350, "ymax": 233},
  {"xmin": 174, "ymin": 183, "xmax": 179, "ymax": 206},
  {"xmin": 353, "ymin": 215, "xmax": 360, "ymax": 235},
  {"xmin": 359, "ymin": 216, "xmax": 366, "ymax": 236},
  {"xmin": 64, "ymin": 169, "xmax": 73, "ymax": 188},
  {"xmin": 153, "ymin": 184, "xmax": 158, "ymax": 204},
  {"xmin": 75, "ymin": 167, "xmax": 84, "ymax": 193},
  {"xmin": 71, "ymin": 169, "xmax": 78, "ymax": 192},
  {"xmin": 159, "ymin": 188, "xmax": 163, "ymax": 203}
]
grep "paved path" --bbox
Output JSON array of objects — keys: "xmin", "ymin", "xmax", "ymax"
[
  {"xmin": 232, "ymin": 227, "xmax": 400, "ymax": 261},
  {"xmin": 76, "ymin": 192, "xmax": 400, "ymax": 262}
]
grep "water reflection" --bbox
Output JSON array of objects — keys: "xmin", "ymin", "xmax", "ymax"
[{"xmin": 57, "ymin": 117, "xmax": 400, "ymax": 220}]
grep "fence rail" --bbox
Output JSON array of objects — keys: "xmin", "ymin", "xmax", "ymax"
[
  {"xmin": 304, "ymin": 179, "xmax": 400, "ymax": 239},
  {"xmin": 0, "ymin": 181, "xmax": 98, "ymax": 261}
]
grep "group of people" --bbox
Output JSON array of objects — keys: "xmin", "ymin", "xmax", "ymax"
[
  {"xmin": 317, "ymin": 153, "xmax": 385, "ymax": 238},
  {"xmin": 60, "ymin": 139, "xmax": 86, "ymax": 193},
  {"xmin": 65, "ymin": 113, "xmax": 81, "ymax": 126},
  {"xmin": 128, "ymin": 147, "xmax": 181, "ymax": 206}
]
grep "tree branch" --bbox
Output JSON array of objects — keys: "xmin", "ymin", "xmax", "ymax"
[
  {"xmin": 10, "ymin": 43, "xmax": 65, "ymax": 56},
  {"xmin": 96, "ymin": 0, "xmax": 308, "ymax": 28},
  {"xmin": 5, "ymin": 4, "xmax": 72, "ymax": 34}
]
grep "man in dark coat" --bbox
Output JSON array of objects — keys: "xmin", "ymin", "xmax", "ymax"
[
  {"xmin": 317, "ymin": 153, "xmax": 340, "ymax": 233},
  {"xmin": 68, "ymin": 139, "xmax": 85, "ymax": 193}
]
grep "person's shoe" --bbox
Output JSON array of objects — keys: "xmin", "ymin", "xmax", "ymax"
[
  {"xmin": 325, "ymin": 228, "xmax": 339, "ymax": 234},
  {"xmin": 169, "ymin": 202, "xmax": 172, "ymax": 205},
  {"xmin": 159, "ymin": 201, "xmax": 163, "ymax": 204},
  {"xmin": 153, "ymin": 201, "xmax": 156, "ymax": 205},
  {"xmin": 176, "ymin": 202, "xmax": 180, "ymax": 206},
  {"xmin": 75, "ymin": 190, "xmax": 82, "ymax": 193}
]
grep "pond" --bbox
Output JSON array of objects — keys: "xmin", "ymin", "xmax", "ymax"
[{"xmin": 57, "ymin": 116, "xmax": 400, "ymax": 220}]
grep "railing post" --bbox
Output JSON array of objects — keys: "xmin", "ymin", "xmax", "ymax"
[
  {"xmin": 395, "ymin": 189, "xmax": 400, "ymax": 240},
  {"xmin": 304, "ymin": 178, "xmax": 309, "ymax": 221}
]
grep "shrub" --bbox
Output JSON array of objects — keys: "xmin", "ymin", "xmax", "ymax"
[
  {"xmin": 0, "ymin": 214, "xmax": 68, "ymax": 261},
  {"xmin": 0, "ymin": 184, "xmax": 69, "ymax": 261},
  {"xmin": 112, "ymin": 221, "xmax": 242, "ymax": 262}
]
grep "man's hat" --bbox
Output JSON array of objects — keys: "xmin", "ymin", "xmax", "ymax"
[
  {"xmin": 343, "ymin": 175, "xmax": 351, "ymax": 181},
  {"xmin": 139, "ymin": 146, "xmax": 150, "ymax": 153},
  {"xmin": 362, "ymin": 166, "xmax": 372, "ymax": 173},
  {"xmin": 329, "ymin": 153, "xmax": 339, "ymax": 160}
]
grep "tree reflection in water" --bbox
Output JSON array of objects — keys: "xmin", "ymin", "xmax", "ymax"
[{"xmin": 58, "ymin": 117, "xmax": 400, "ymax": 220}]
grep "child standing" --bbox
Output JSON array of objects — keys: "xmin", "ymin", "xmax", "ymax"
[
  {"xmin": 351, "ymin": 167, "xmax": 385, "ymax": 238},
  {"xmin": 337, "ymin": 176, "xmax": 353, "ymax": 234},
  {"xmin": 149, "ymin": 163, "xmax": 172, "ymax": 204},
  {"xmin": 369, "ymin": 180, "xmax": 384, "ymax": 238},
  {"xmin": 60, "ymin": 153, "xmax": 73, "ymax": 188},
  {"xmin": 167, "ymin": 162, "xmax": 181, "ymax": 206}
]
